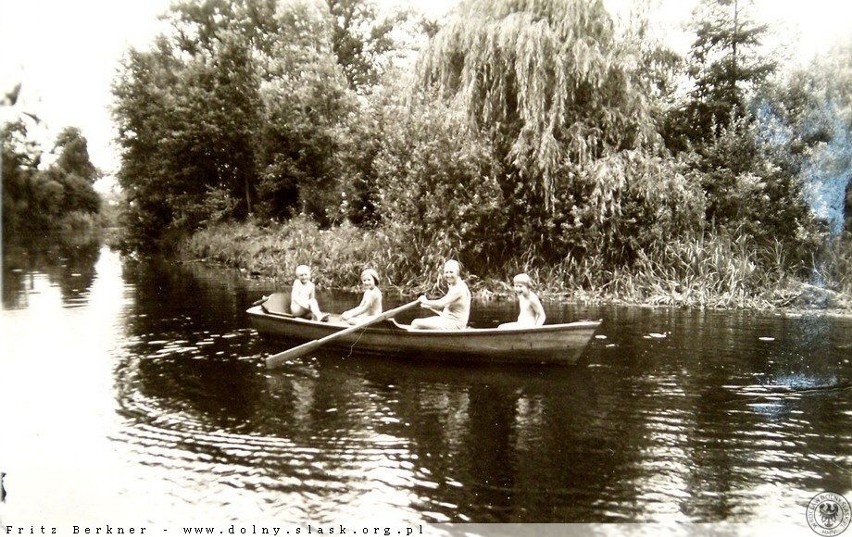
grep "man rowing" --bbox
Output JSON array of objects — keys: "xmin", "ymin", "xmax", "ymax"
[{"xmin": 411, "ymin": 259, "xmax": 471, "ymax": 330}]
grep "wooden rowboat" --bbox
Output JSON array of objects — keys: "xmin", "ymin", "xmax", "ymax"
[{"xmin": 247, "ymin": 301, "xmax": 601, "ymax": 366}]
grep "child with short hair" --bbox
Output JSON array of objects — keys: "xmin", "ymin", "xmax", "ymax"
[
  {"xmin": 341, "ymin": 268, "xmax": 383, "ymax": 325},
  {"xmin": 290, "ymin": 264, "xmax": 328, "ymax": 321},
  {"xmin": 498, "ymin": 273, "xmax": 546, "ymax": 329}
]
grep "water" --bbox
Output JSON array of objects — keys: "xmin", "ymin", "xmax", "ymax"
[{"xmin": 1, "ymin": 246, "xmax": 851, "ymax": 528}]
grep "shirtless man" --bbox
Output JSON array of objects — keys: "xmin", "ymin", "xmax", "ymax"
[{"xmin": 411, "ymin": 260, "xmax": 471, "ymax": 330}]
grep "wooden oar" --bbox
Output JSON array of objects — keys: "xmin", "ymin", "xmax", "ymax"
[
  {"xmin": 425, "ymin": 304, "xmax": 443, "ymax": 316},
  {"xmin": 265, "ymin": 299, "xmax": 421, "ymax": 368}
]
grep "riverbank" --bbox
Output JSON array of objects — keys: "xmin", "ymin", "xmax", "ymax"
[{"xmin": 177, "ymin": 218, "xmax": 852, "ymax": 313}]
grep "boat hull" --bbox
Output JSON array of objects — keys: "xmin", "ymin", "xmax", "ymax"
[{"xmin": 247, "ymin": 306, "xmax": 600, "ymax": 365}]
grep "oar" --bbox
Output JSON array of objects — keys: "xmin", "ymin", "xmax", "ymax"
[{"xmin": 265, "ymin": 299, "xmax": 421, "ymax": 368}]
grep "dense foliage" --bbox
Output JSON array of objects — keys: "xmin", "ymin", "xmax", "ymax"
[
  {"xmin": 405, "ymin": 0, "xmax": 723, "ymax": 270},
  {"xmin": 113, "ymin": 0, "xmax": 347, "ymax": 250},
  {"xmin": 2, "ymin": 123, "xmax": 102, "ymax": 245},
  {"xmin": 112, "ymin": 0, "xmax": 852, "ymax": 302},
  {"xmin": 327, "ymin": 0, "xmax": 409, "ymax": 92},
  {"xmin": 666, "ymin": 0, "xmax": 774, "ymax": 148},
  {"xmin": 372, "ymin": 96, "xmax": 506, "ymax": 277},
  {"xmin": 660, "ymin": 0, "xmax": 821, "ymax": 270},
  {"xmin": 758, "ymin": 39, "xmax": 852, "ymax": 234}
]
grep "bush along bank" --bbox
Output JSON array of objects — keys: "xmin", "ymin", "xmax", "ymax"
[{"xmin": 178, "ymin": 218, "xmax": 852, "ymax": 312}]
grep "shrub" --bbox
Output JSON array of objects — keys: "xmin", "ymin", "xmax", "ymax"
[{"xmin": 373, "ymin": 98, "xmax": 508, "ymax": 279}]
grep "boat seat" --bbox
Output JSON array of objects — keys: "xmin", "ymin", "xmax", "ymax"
[{"xmin": 389, "ymin": 319, "xmax": 470, "ymax": 331}]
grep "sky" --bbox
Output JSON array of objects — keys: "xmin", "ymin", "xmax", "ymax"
[{"xmin": 2, "ymin": 0, "xmax": 852, "ymax": 192}]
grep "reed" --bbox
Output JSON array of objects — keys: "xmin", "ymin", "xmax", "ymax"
[
  {"xmin": 817, "ymin": 233, "xmax": 852, "ymax": 297},
  {"xmin": 180, "ymin": 219, "xmax": 851, "ymax": 311},
  {"xmin": 182, "ymin": 217, "xmax": 382, "ymax": 289}
]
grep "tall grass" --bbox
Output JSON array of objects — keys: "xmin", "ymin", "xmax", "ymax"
[
  {"xmin": 181, "ymin": 217, "xmax": 384, "ymax": 289},
  {"xmin": 817, "ymin": 233, "xmax": 852, "ymax": 297},
  {"xmin": 180, "ymin": 216, "xmax": 439, "ymax": 292},
  {"xmin": 180, "ymin": 218, "xmax": 851, "ymax": 310},
  {"xmin": 602, "ymin": 236, "xmax": 793, "ymax": 308},
  {"xmin": 487, "ymin": 234, "xmax": 804, "ymax": 308}
]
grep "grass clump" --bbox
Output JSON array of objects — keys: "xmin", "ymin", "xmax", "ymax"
[
  {"xmin": 180, "ymin": 216, "xmax": 393, "ymax": 290},
  {"xmin": 180, "ymin": 218, "xmax": 852, "ymax": 311}
]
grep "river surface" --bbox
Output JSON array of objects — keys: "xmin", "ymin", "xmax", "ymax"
[{"xmin": 1, "ymin": 245, "xmax": 850, "ymax": 530}]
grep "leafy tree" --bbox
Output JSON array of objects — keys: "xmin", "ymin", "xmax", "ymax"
[
  {"xmin": 2, "ymin": 122, "xmax": 101, "ymax": 245},
  {"xmin": 759, "ymin": 39, "xmax": 852, "ymax": 235},
  {"xmin": 373, "ymin": 96, "xmax": 506, "ymax": 277},
  {"xmin": 113, "ymin": 40, "xmax": 189, "ymax": 250},
  {"xmin": 253, "ymin": 0, "xmax": 353, "ymax": 225},
  {"xmin": 48, "ymin": 127, "xmax": 101, "ymax": 214},
  {"xmin": 411, "ymin": 0, "xmax": 691, "ymax": 265},
  {"xmin": 667, "ymin": 0, "xmax": 775, "ymax": 150},
  {"xmin": 53, "ymin": 127, "xmax": 99, "ymax": 184},
  {"xmin": 2, "ymin": 120, "xmax": 41, "ymax": 242},
  {"xmin": 153, "ymin": 0, "xmax": 263, "ymax": 218},
  {"xmin": 760, "ymin": 39, "xmax": 852, "ymax": 288},
  {"xmin": 690, "ymin": 115, "xmax": 816, "ymax": 259},
  {"xmin": 115, "ymin": 0, "xmax": 304, "ymax": 250},
  {"xmin": 326, "ymin": 0, "xmax": 408, "ymax": 93},
  {"xmin": 615, "ymin": 1, "xmax": 685, "ymax": 143},
  {"xmin": 113, "ymin": 0, "xmax": 357, "ymax": 248},
  {"xmin": 1, "ymin": 120, "xmax": 41, "ymax": 178},
  {"xmin": 418, "ymin": 0, "xmax": 658, "ymax": 205},
  {"xmin": 650, "ymin": 0, "xmax": 823, "ymax": 266},
  {"xmin": 337, "ymin": 73, "xmax": 417, "ymax": 227}
]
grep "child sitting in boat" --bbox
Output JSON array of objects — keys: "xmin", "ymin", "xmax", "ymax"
[
  {"xmin": 341, "ymin": 268, "xmax": 383, "ymax": 325},
  {"xmin": 498, "ymin": 273, "xmax": 546, "ymax": 329},
  {"xmin": 290, "ymin": 264, "xmax": 328, "ymax": 321}
]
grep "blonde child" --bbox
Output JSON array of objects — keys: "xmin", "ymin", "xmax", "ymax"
[
  {"xmin": 341, "ymin": 268, "xmax": 383, "ymax": 325},
  {"xmin": 290, "ymin": 264, "xmax": 328, "ymax": 321},
  {"xmin": 498, "ymin": 273, "xmax": 545, "ymax": 329}
]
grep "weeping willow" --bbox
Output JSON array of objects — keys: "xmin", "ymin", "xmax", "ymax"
[{"xmin": 416, "ymin": 0, "xmax": 660, "ymax": 208}]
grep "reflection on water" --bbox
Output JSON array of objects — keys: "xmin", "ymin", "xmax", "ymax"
[
  {"xmin": 1, "ymin": 246, "xmax": 851, "ymax": 526},
  {"xmin": 2, "ymin": 241, "xmax": 101, "ymax": 309}
]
